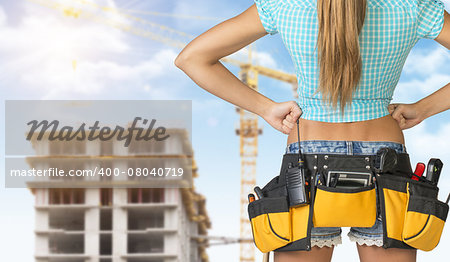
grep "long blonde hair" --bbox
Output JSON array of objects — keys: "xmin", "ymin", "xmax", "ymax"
[{"xmin": 316, "ymin": 0, "xmax": 367, "ymax": 113}]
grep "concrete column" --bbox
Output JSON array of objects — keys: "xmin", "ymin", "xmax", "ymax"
[
  {"xmin": 35, "ymin": 234, "xmax": 48, "ymax": 257},
  {"xmin": 85, "ymin": 189, "xmax": 100, "ymax": 261},
  {"xmin": 35, "ymin": 190, "xmax": 49, "ymax": 260},
  {"xmin": 177, "ymin": 189, "xmax": 186, "ymax": 261},
  {"xmin": 35, "ymin": 209, "xmax": 48, "ymax": 231},
  {"xmin": 113, "ymin": 188, "xmax": 127, "ymax": 262}
]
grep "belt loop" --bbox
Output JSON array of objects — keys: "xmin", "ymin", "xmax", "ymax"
[{"xmin": 347, "ymin": 141, "xmax": 353, "ymax": 155}]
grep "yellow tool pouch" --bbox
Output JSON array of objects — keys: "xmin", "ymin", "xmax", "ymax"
[
  {"xmin": 376, "ymin": 174, "xmax": 410, "ymax": 248},
  {"xmin": 313, "ymin": 184, "xmax": 377, "ymax": 227},
  {"xmin": 247, "ymin": 196, "xmax": 312, "ymax": 253},
  {"xmin": 402, "ymin": 182, "xmax": 449, "ymax": 251},
  {"xmin": 248, "ymin": 152, "xmax": 449, "ymax": 253},
  {"xmin": 247, "ymin": 153, "xmax": 313, "ymax": 253},
  {"xmin": 248, "ymin": 196, "xmax": 292, "ymax": 252},
  {"xmin": 376, "ymin": 173, "xmax": 449, "ymax": 251}
]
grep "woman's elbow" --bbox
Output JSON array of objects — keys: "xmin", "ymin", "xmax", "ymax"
[
  {"xmin": 174, "ymin": 48, "xmax": 215, "ymax": 70},
  {"xmin": 174, "ymin": 51, "xmax": 188, "ymax": 69}
]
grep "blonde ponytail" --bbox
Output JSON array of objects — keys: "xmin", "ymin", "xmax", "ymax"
[{"xmin": 316, "ymin": 0, "xmax": 367, "ymax": 113}]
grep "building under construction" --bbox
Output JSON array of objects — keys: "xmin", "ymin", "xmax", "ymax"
[
  {"xmin": 26, "ymin": 128, "xmax": 210, "ymax": 262},
  {"xmin": 25, "ymin": 2, "xmax": 299, "ymax": 261}
]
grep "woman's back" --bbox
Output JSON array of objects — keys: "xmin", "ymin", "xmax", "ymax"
[
  {"xmin": 253, "ymin": 0, "xmax": 446, "ymax": 144},
  {"xmin": 176, "ymin": 0, "xmax": 449, "ymax": 259},
  {"xmin": 255, "ymin": 0, "xmax": 446, "ymax": 123}
]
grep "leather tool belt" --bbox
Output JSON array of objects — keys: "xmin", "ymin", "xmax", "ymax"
[{"xmin": 247, "ymin": 152, "xmax": 449, "ymax": 252}]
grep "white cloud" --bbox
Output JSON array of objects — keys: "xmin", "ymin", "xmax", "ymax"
[
  {"xmin": 0, "ymin": 1, "xmax": 129, "ymax": 54},
  {"xmin": 0, "ymin": 1, "xmax": 183, "ymax": 99},
  {"xmin": 404, "ymin": 122, "xmax": 450, "ymax": 196},
  {"xmin": 394, "ymin": 73, "xmax": 450, "ymax": 102},
  {"xmin": 405, "ymin": 123, "xmax": 450, "ymax": 262},
  {"xmin": 223, "ymin": 45, "xmax": 294, "ymax": 95},
  {"xmin": 192, "ymin": 98, "xmax": 233, "ymax": 113},
  {"xmin": 0, "ymin": 5, "xmax": 6, "ymax": 26},
  {"xmin": 226, "ymin": 46, "xmax": 277, "ymax": 69},
  {"xmin": 398, "ymin": 45, "xmax": 450, "ymax": 102},
  {"xmin": 253, "ymin": 51, "xmax": 278, "ymax": 68},
  {"xmin": 172, "ymin": 0, "xmax": 232, "ymax": 33},
  {"xmin": 18, "ymin": 48, "xmax": 180, "ymax": 99},
  {"xmin": 403, "ymin": 47, "xmax": 449, "ymax": 76},
  {"xmin": 404, "ymin": 122, "xmax": 450, "ymax": 160},
  {"xmin": 207, "ymin": 116, "xmax": 219, "ymax": 127}
]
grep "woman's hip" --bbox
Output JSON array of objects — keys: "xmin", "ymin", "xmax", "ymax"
[
  {"xmin": 287, "ymin": 115, "xmax": 405, "ymax": 145},
  {"xmin": 285, "ymin": 140, "xmax": 407, "ymax": 155}
]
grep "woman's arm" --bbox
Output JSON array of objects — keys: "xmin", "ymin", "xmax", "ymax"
[
  {"xmin": 388, "ymin": 10, "xmax": 450, "ymax": 130},
  {"xmin": 174, "ymin": 4, "xmax": 301, "ymax": 134},
  {"xmin": 434, "ymin": 10, "xmax": 450, "ymax": 49},
  {"xmin": 388, "ymin": 82, "xmax": 450, "ymax": 129}
]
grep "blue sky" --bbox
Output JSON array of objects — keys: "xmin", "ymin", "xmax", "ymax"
[{"xmin": 1, "ymin": 0, "xmax": 449, "ymax": 261}]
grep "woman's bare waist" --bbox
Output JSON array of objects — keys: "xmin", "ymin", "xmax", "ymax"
[{"xmin": 287, "ymin": 115, "xmax": 405, "ymax": 145}]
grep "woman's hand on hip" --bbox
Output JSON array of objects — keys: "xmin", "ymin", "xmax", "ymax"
[
  {"xmin": 263, "ymin": 101, "xmax": 302, "ymax": 134},
  {"xmin": 388, "ymin": 103, "xmax": 424, "ymax": 130}
]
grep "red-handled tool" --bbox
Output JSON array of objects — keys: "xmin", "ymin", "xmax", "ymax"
[
  {"xmin": 412, "ymin": 162, "xmax": 426, "ymax": 181},
  {"xmin": 248, "ymin": 193, "xmax": 255, "ymax": 203}
]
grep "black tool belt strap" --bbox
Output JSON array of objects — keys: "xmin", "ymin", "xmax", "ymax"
[
  {"xmin": 279, "ymin": 153, "xmax": 412, "ymax": 183},
  {"xmin": 261, "ymin": 153, "xmax": 412, "ymax": 198}
]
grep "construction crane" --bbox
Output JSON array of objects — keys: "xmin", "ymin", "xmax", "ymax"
[
  {"xmin": 26, "ymin": 1, "xmax": 298, "ymax": 261},
  {"xmin": 227, "ymin": 46, "xmax": 296, "ymax": 262}
]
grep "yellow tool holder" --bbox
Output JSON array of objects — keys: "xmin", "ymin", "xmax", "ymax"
[{"xmin": 247, "ymin": 153, "xmax": 449, "ymax": 254}]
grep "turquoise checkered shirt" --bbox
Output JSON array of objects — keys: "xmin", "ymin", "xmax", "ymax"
[{"xmin": 254, "ymin": 0, "xmax": 446, "ymax": 122}]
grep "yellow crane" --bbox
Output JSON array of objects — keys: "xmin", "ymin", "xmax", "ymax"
[
  {"xmin": 26, "ymin": 1, "xmax": 298, "ymax": 261},
  {"xmin": 228, "ymin": 48, "xmax": 296, "ymax": 262}
]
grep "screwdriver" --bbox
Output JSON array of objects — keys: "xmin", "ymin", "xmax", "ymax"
[
  {"xmin": 248, "ymin": 193, "xmax": 255, "ymax": 203},
  {"xmin": 412, "ymin": 162, "xmax": 425, "ymax": 181},
  {"xmin": 254, "ymin": 186, "xmax": 264, "ymax": 199},
  {"xmin": 425, "ymin": 159, "xmax": 443, "ymax": 186}
]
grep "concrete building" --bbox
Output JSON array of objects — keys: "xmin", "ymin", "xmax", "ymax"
[{"xmin": 27, "ymin": 128, "xmax": 211, "ymax": 262}]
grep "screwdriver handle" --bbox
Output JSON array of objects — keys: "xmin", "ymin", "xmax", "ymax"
[
  {"xmin": 412, "ymin": 162, "xmax": 426, "ymax": 181},
  {"xmin": 248, "ymin": 193, "xmax": 256, "ymax": 203},
  {"xmin": 254, "ymin": 186, "xmax": 264, "ymax": 199}
]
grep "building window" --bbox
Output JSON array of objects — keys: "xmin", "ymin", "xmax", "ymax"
[
  {"xmin": 128, "ymin": 209, "xmax": 164, "ymax": 230},
  {"xmin": 128, "ymin": 140, "xmax": 165, "ymax": 155},
  {"xmin": 49, "ymin": 140, "xmax": 86, "ymax": 155},
  {"xmin": 100, "ymin": 234, "xmax": 112, "ymax": 255},
  {"xmin": 127, "ymin": 234, "xmax": 164, "ymax": 253},
  {"xmin": 100, "ymin": 209, "xmax": 113, "ymax": 231},
  {"xmin": 100, "ymin": 140, "xmax": 113, "ymax": 156},
  {"xmin": 49, "ymin": 209, "xmax": 85, "ymax": 231},
  {"xmin": 49, "ymin": 234, "xmax": 84, "ymax": 254},
  {"xmin": 49, "ymin": 189, "xmax": 85, "ymax": 204},
  {"xmin": 127, "ymin": 188, "xmax": 164, "ymax": 203},
  {"xmin": 100, "ymin": 188, "xmax": 113, "ymax": 206}
]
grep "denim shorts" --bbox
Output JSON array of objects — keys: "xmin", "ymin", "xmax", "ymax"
[{"xmin": 285, "ymin": 140, "xmax": 407, "ymax": 248}]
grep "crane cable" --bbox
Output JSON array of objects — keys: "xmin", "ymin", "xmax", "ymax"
[
  {"xmin": 73, "ymin": 0, "xmax": 196, "ymax": 40},
  {"xmin": 26, "ymin": 0, "xmax": 187, "ymax": 49}
]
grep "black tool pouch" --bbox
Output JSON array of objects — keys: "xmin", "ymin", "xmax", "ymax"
[
  {"xmin": 376, "ymin": 169, "xmax": 449, "ymax": 251},
  {"xmin": 247, "ymin": 153, "xmax": 314, "ymax": 253}
]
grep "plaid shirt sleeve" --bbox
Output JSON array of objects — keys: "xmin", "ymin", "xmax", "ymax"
[
  {"xmin": 415, "ymin": 0, "xmax": 446, "ymax": 39},
  {"xmin": 254, "ymin": 0, "xmax": 279, "ymax": 35}
]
